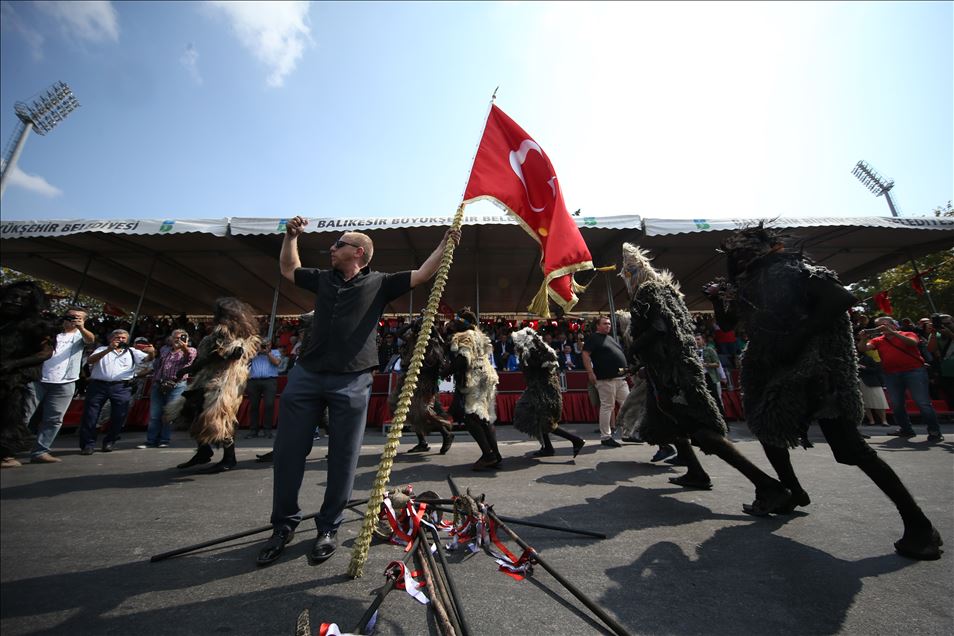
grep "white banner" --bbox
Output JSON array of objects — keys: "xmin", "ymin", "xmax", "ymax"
[
  {"xmin": 643, "ymin": 216, "xmax": 954, "ymax": 236},
  {"xmin": 0, "ymin": 218, "xmax": 230, "ymax": 239}
]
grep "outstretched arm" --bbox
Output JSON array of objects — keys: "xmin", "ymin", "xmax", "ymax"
[{"xmin": 411, "ymin": 229, "xmax": 461, "ymax": 288}]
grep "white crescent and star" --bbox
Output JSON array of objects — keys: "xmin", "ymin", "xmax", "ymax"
[{"xmin": 509, "ymin": 139, "xmax": 557, "ymax": 213}]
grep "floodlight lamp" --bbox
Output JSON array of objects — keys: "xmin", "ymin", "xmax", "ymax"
[{"xmin": 14, "ymin": 81, "xmax": 80, "ymax": 136}]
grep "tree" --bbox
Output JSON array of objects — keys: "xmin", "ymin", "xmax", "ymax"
[
  {"xmin": 0, "ymin": 267, "xmax": 113, "ymax": 317},
  {"xmin": 849, "ymin": 202, "xmax": 954, "ymax": 319}
]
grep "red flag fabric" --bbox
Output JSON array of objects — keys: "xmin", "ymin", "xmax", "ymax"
[
  {"xmin": 103, "ymin": 303, "xmax": 126, "ymax": 317},
  {"xmin": 463, "ymin": 104, "xmax": 593, "ymax": 316},
  {"xmin": 910, "ymin": 274, "xmax": 925, "ymax": 296},
  {"xmin": 873, "ymin": 291, "xmax": 893, "ymax": 315}
]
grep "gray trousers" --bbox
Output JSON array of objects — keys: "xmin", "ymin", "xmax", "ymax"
[
  {"xmin": 270, "ymin": 364, "xmax": 373, "ymax": 534},
  {"xmin": 24, "ymin": 381, "xmax": 77, "ymax": 458}
]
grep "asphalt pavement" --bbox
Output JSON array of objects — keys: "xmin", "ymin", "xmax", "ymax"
[{"xmin": 2, "ymin": 422, "xmax": 952, "ymax": 636}]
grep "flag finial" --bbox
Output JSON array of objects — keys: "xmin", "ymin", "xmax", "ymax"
[{"xmin": 491, "ymin": 86, "xmax": 499, "ymax": 102}]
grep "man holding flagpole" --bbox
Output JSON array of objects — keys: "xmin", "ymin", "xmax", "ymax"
[{"xmin": 256, "ymin": 217, "xmax": 459, "ymax": 568}]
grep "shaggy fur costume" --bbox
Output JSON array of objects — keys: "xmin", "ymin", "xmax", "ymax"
[
  {"xmin": 388, "ymin": 320, "xmax": 453, "ymax": 439},
  {"xmin": 621, "ymin": 245, "xmax": 727, "ymax": 444},
  {"xmin": 511, "ymin": 327, "xmax": 562, "ymax": 440},
  {"xmin": 0, "ymin": 282, "xmax": 57, "ymax": 458},
  {"xmin": 165, "ymin": 324, "xmax": 261, "ymax": 445},
  {"xmin": 711, "ymin": 247, "xmax": 864, "ymax": 448},
  {"xmin": 449, "ymin": 328, "xmax": 498, "ymax": 424}
]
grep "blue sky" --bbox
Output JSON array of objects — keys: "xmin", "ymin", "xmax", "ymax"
[{"xmin": 0, "ymin": 1, "xmax": 951, "ymax": 221}]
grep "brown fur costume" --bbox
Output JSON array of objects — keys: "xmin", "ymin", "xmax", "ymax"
[
  {"xmin": 164, "ymin": 298, "xmax": 261, "ymax": 445},
  {"xmin": 387, "ymin": 319, "xmax": 453, "ymax": 439}
]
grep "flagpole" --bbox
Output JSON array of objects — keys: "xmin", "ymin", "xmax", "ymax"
[{"xmin": 347, "ymin": 90, "xmax": 498, "ymax": 579}]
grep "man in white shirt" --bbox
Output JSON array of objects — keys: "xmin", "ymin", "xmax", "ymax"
[
  {"xmin": 79, "ymin": 329, "xmax": 155, "ymax": 454},
  {"xmin": 24, "ymin": 307, "xmax": 96, "ymax": 463}
]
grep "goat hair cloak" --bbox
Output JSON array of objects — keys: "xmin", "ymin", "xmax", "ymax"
[
  {"xmin": 164, "ymin": 325, "xmax": 261, "ymax": 445},
  {"xmin": 448, "ymin": 329, "xmax": 498, "ymax": 423},
  {"xmin": 713, "ymin": 249, "xmax": 863, "ymax": 448},
  {"xmin": 387, "ymin": 322, "xmax": 453, "ymax": 436},
  {"xmin": 510, "ymin": 327, "xmax": 562, "ymax": 441},
  {"xmin": 629, "ymin": 280, "xmax": 728, "ymax": 443}
]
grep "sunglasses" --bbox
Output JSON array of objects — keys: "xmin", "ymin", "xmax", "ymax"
[{"xmin": 332, "ymin": 239, "xmax": 360, "ymax": 249}]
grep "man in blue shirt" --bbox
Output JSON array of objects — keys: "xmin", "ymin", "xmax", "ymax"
[{"xmin": 245, "ymin": 340, "xmax": 282, "ymax": 438}]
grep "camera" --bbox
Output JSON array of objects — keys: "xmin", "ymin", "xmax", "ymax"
[
  {"xmin": 861, "ymin": 328, "xmax": 881, "ymax": 337},
  {"xmin": 178, "ymin": 334, "xmax": 189, "ymax": 342},
  {"xmin": 116, "ymin": 342, "xmax": 129, "ymax": 350}
]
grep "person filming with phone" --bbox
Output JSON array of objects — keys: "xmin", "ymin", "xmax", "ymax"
[
  {"xmin": 137, "ymin": 329, "xmax": 196, "ymax": 449},
  {"xmin": 79, "ymin": 329, "xmax": 155, "ymax": 454}
]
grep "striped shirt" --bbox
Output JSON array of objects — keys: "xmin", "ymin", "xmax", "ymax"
[
  {"xmin": 153, "ymin": 346, "xmax": 198, "ymax": 382},
  {"xmin": 249, "ymin": 349, "xmax": 282, "ymax": 379}
]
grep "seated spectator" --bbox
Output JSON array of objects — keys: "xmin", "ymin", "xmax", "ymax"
[{"xmin": 558, "ymin": 343, "xmax": 581, "ymax": 371}]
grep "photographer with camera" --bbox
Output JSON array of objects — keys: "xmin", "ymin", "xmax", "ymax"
[
  {"xmin": 137, "ymin": 329, "xmax": 196, "ymax": 449},
  {"xmin": 244, "ymin": 338, "xmax": 282, "ymax": 438},
  {"xmin": 78, "ymin": 329, "xmax": 155, "ymax": 454},
  {"xmin": 23, "ymin": 307, "xmax": 96, "ymax": 464},
  {"xmin": 863, "ymin": 317, "xmax": 942, "ymax": 442}
]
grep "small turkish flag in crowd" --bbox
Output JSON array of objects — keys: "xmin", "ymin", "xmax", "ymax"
[
  {"xmin": 910, "ymin": 274, "xmax": 926, "ymax": 296},
  {"xmin": 463, "ymin": 105, "xmax": 593, "ymax": 316},
  {"xmin": 873, "ymin": 291, "xmax": 893, "ymax": 315}
]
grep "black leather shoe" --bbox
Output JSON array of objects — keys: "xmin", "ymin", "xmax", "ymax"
[
  {"xmin": 176, "ymin": 452, "xmax": 212, "ymax": 469},
  {"xmin": 256, "ymin": 529, "xmax": 295, "ymax": 566},
  {"xmin": 307, "ymin": 530, "xmax": 338, "ymax": 565},
  {"xmin": 102, "ymin": 442, "xmax": 115, "ymax": 452}
]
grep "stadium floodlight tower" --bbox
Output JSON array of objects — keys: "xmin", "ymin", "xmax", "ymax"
[
  {"xmin": 851, "ymin": 160, "xmax": 899, "ymax": 217},
  {"xmin": 0, "ymin": 81, "xmax": 80, "ymax": 200}
]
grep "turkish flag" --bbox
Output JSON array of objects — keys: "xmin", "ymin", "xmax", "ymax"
[
  {"xmin": 873, "ymin": 291, "xmax": 893, "ymax": 315},
  {"xmin": 103, "ymin": 303, "xmax": 126, "ymax": 317},
  {"xmin": 463, "ymin": 105, "xmax": 593, "ymax": 316},
  {"xmin": 910, "ymin": 274, "xmax": 925, "ymax": 296}
]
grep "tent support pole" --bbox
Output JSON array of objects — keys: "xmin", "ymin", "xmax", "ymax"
[
  {"xmin": 604, "ymin": 271, "xmax": 618, "ymax": 340},
  {"xmin": 266, "ymin": 271, "xmax": 282, "ymax": 343},
  {"xmin": 70, "ymin": 253, "xmax": 95, "ymax": 304},
  {"xmin": 129, "ymin": 254, "xmax": 158, "ymax": 339},
  {"xmin": 408, "ymin": 288, "xmax": 413, "ymax": 320}
]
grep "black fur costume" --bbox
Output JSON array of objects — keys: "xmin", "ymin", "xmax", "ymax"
[
  {"xmin": 706, "ymin": 225, "xmax": 943, "ymax": 559},
  {"xmin": 621, "ymin": 243, "xmax": 790, "ymax": 508},
  {"xmin": 388, "ymin": 318, "xmax": 454, "ymax": 454},
  {"xmin": 0, "ymin": 282, "xmax": 57, "ymax": 462},
  {"xmin": 511, "ymin": 327, "xmax": 584, "ymax": 457},
  {"xmin": 628, "ymin": 279, "xmax": 727, "ymax": 444}
]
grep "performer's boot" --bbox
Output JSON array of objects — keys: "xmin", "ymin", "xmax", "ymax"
[
  {"xmin": 533, "ymin": 434, "xmax": 555, "ymax": 457},
  {"xmin": 552, "ymin": 427, "xmax": 585, "ymax": 457},
  {"xmin": 438, "ymin": 429, "xmax": 454, "ymax": 455},
  {"xmin": 203, "ymin": 441, "xmax": 237, "ymax": 474},
  {"xmin": 691, "ymin": 429, "xmax": 791, "ymax": 515},
  {"xmin": 668, "ymin": 437, "xmax": 713, "ymax": 489},
  {"xmin": 407, "ymin": 433, "xmax": 430, "ymax": 453},
  {"xmin": 760, "ymin": 442, "xmax": 811, "ymax": 512},
  {"xmin": 482, "ymin": 421, "xmax": 502, "ymax": 465},
  {"xmin": 176, "ymin": 444, "xmax": 213, "ymax": 469},
  {"xmin": 464, "ymin": 418, "xmax": 495, "ymax": 470},
  {"xmin": 856, "ymin": 454, "xmax": 943, "ymax": 560}
]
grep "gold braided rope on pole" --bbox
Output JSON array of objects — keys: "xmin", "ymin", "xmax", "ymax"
[{"xmin": 347, "ymin": 204, "xmax": 466, "ymax": 578}]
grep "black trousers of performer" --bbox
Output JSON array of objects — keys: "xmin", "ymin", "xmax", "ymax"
[{"xmin": 271, "ymin": 364, "xmax": 372, "ymax": 534}]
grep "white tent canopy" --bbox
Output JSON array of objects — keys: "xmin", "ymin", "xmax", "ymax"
[{"xmin": 2, "ymin": 213, "xmax": 951, "ymax": 317}]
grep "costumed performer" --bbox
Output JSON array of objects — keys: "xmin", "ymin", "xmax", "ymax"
[
  {"xmin": 705, "ymin": 224, "xmax": 943, "ymax": 559},
  {"xmin": 511, "ymin": 326, "xmax": 585, "ymax": 458},
  {"xmin": 166, "ymin": 297, "xmax": 261, "ymax": 473},
  {"xmin": 621, "ymin": 242, "xmax": 792, "ymax": 512},
  {"xmin": 447, "ymin": 308, "xmax": 502, "ymax": 470},
  {"xmin": 0, "ymin": 282, "xmax": 57, "ymax": 468},
  {"xmin": 388, "ymin": 316, "xmax": 455, "ymax": 455}
]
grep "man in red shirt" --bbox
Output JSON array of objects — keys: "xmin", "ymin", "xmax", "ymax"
[{"xmin": 865, "ymin": 317, "xmax": 941, "ymax": 442}]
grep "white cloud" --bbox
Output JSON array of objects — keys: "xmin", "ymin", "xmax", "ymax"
[
  {"xmin": 181, "ymin": 43, "xmax": 203, "ymax": 85},
  {"xmin": 1, "ymin": 1, "xmax": 46, "ymax": 60},
  {"xmin": 208, "ymin": 1, "xmax": 312, "ymax": 88},
  {"xmin": 35, "ymin": 0, "xmax": 119, "ymax": 43},
  {"xmin": 1, "ymin": 160, "xmax": 63, "ymax": 198}
]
